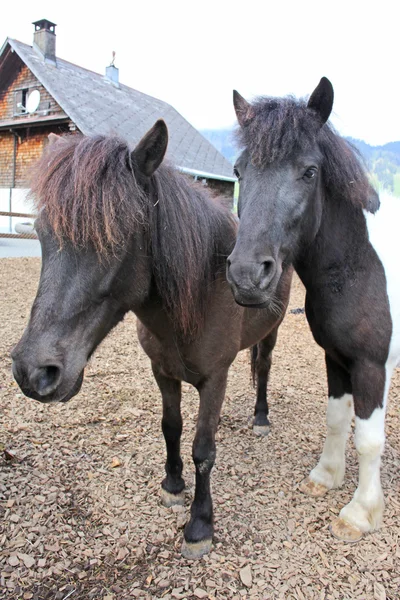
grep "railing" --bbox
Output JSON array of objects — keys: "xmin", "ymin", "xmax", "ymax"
[{"xmin": 0, "ymin": 211, "xmax": 37, "ymax": 239}]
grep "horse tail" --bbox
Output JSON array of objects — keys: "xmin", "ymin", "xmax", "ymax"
[{"xmin": 250, "ymin": 344, "xmax": 258, "ymax": 387}]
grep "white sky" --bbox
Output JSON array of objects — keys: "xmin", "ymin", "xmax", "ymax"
[{"xmin": 1, "ymin": 0, "xmax": 398, "ymax": 146}]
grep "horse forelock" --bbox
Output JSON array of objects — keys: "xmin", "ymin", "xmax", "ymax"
[
  {"xmin": 236, "ymin": 95, "xmax": 374, "ymax": 209},
  {"xmin": 235, "ymin": 97, "xmax": 319, "ymax": 166},
  {"xmin": 30, "ymin": 134, "xmax": 147, "ymax": 255}
]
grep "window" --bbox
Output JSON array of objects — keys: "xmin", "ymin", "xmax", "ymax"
[{"xmin": 14, "ymin": 88, "xmax": 28, "ymax": 115}]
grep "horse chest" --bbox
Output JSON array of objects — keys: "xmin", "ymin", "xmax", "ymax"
[
  {"xmin": 136, "ymin": 321, "xmax": 202, "ymax": 384},
  {"xmin": 304, "ymin": 280, "xmax": 391, "ymax": 367}
]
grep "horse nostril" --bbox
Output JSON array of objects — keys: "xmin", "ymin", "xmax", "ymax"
[
  {"xmin": 262, "ymin": 259, "xmax": 275, "ymax": 276},
  {"xmin": 226, "ymin": 258, "xmax": 233, "ymax": 283},
  {"xmin": 259, "ymin": 258, "xmax": 276, "ymax": 288},
  {"xmin": 31, "ymin": 365, "xmax": 62, "ymax": 397}
]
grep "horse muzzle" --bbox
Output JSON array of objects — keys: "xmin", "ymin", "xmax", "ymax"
[
  {"xmin": 226, "ymin": 253, "xmax": 281, "ymax": 307},
  {"xmin": 11, "ymin": 356, "xmax": 84, "ymax": 403}
]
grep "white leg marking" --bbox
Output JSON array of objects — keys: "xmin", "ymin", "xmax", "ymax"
[
  {"xmin": 309, "ymin": 393, "xmax": 353, "ymax": 489},
  {"xmin": 339, "ymin": 369, "xmax": 391, "ymax": 533}
]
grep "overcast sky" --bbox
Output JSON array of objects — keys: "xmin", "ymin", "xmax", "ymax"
[{"xmin": 1, "ymin": 1, "xmax": 398, "ymax": 146}]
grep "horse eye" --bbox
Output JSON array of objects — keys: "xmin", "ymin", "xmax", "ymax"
[
  {"xmin": 303, "ymin": 167, "xmax": 317, "ymax": 180},
  {"xmin": 233, "ymin": 167, "xmax": 241, "ymax": 180}
]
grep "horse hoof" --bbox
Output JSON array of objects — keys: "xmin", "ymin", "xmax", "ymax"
[
  {"xmin": 330, "ymin": 518, "xmax": 363, "ymax": 543},
  {"xmin": 181, "ymin": 538, "xmax": 212, "ymax": 559},
  {"xmin": 160, "ymin": 488, "xmax": 185, "ymax": 508},
  {"xmin": 253, "ymin": 424, "xmax": 270, "ymax": 436},
  {"xmin": 300, "ymin": 478, "xmax": 329, "ymax": 498}
]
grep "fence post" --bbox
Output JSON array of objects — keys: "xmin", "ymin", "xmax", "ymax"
[{"xmin": 8, "ymin": 188, "xmax": 12, "ymax": 233}]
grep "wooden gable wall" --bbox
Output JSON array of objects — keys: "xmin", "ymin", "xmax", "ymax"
[{"xmin": 0, "ymin": 60, "xmax": 70, "ymax": 188}]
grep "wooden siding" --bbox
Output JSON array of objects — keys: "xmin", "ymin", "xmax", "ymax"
[
  {"xmin": 0, "ymin": 61, "xmax": 70, "ymax": 188},
  {"xmin": 0, "ymin": 62, "xmax": 63, "ymax": 121}
]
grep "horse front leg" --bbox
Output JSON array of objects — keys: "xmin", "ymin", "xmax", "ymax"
[
  {"xmin": 252, "ymin": 326, "xmax": 279, "ymax": 436},
  {"xmin": 301, "ymin": 355, "xmax": 353, "ymax": 497},
  {"xmin": 181, "ymin": 371, "xmax": 228, "ymax": 559},
  {"xmin": 152, "ymin": 363, "xmax": 185, "ymax": 507},
  {"xmin": 330, "ymin": 360, "xmax": 389, "ymax": 542}
]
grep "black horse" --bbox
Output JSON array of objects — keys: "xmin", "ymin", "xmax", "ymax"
[
  {"xmin": 227, "ymin": 77, "xmax": 400, "ymax": 543},
  {"xmin": 11, "ymin": 121, "xmax": 292, "ymax": 558}
]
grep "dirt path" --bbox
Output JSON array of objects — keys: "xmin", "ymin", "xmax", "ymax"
[{"xmin": 0, "ymin": 258, "xmax": 399, "ymax": 599}]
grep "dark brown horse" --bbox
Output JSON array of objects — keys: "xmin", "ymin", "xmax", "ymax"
[
  {"xmin": 227, "ymin": 77, "xmax": 400, "ymax": 543},
  {"xmin": 11, "ymin": 121, "xmax": 292, "ymax": 558}
]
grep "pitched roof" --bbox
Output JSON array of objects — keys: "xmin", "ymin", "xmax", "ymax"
[{"xmin": 4, "ymin": 39, "xmax": 234, "ymax": 180}]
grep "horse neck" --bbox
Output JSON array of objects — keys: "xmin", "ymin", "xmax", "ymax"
[
  {"xmin": 295, "ymin": 191, "xmax": 370, "ymax": 292},
  {"xmin": 134, "ymin": 287, "xmax": 175, "ymax": 339},
  {"xmin": 140, "ymin": 181, "xmax": 236, "ymax": 339}
]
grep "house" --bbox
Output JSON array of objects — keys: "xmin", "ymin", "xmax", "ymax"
[{"xmin": 0, "ymin": 19, "xmax": 235, "ymax": 233}]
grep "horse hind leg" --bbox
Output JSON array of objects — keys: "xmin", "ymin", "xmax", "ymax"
[
  {"xmin": 152, "ymin": 363, "xmax": 185, "ymax": 508},
  {"xmin": 301, "ymin": 355, "xmax": 353, "ymax": 498},
  {"xmin": 251, "ymin": 327, "xmax": 278, "ymax": 436}
]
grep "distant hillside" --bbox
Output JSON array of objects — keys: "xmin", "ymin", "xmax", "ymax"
[
  {"xmin": 348, "ymin": 138, "xmax": 400, "ymax": 197},
  {"xmin": 201, "ymin": 129, "xmax": 400, "ymax": 197}
]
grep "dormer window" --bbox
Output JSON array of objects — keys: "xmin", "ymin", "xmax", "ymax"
[{"xmin": 14, "ymin": 88, "xmax": 29, "ymax": 115}]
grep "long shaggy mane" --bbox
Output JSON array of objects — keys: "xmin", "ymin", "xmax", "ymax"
[
  {"xmin": 236, "ymin": 96, "xmax": 375, "ymax": 208},
  {"xmin": 30, "ymin": 134, "xmax": 237, "ymax": 337},
  {"xmin": 31, "ymin": 135, "xmax": 147, "ymax": 254}
]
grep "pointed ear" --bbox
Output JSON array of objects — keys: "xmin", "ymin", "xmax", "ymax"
[
  {"xmin": 233, "ymin": 90, "xmax": 254, "ymax": 128},
  {"xmin": 131, "ymin": 120, "xmax": 168, "ymax": 177},
  {"xmin": 307, "ymin": 77, "xmax": 334, "ymax": 124}
]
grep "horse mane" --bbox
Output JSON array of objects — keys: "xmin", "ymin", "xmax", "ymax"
[
  {"xmin": 148, "ymin": 165, "xmax": 237, "ymax": 336},
  {"xmin": 235, "ymin": 95, "xmax": 376, "ymax": 210},
  {"xmin": 30, "ymin": 134, "xmax": 237, "ymax": 337},
  {"xmin": 31, "ymin": 135, "xmax": 147, "ymax": 253}
]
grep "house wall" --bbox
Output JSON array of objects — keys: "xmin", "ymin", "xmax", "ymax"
[
  {"xmin": 207, "ymin": 179, "xmax": 235, "ymax": 206},
  {"xmin": 184, "ymin": 175, "xmax": 235, "ymax": 210},
  {"xmin": 0, "ymin": 125, "xmax": 70, "ymax": 189},
  {"xmin": 0, "ymin": 62, "xmax": 69, "ymax": 189},
  {"xmin": 0, "ymin": 63, "xmax": 61, "ymax": 121},
  {"xmin": 0, "ymin": 133, "xmax": 14, "ymax": 188}
]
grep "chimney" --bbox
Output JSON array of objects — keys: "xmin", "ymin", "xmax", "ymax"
[
  {"xmin": 33, "ymin": 19, "xmax": 57, "ymax": 64},
  {"xmin": 105, "ymin": 51, "xmax": 119, "ymax": 87}
]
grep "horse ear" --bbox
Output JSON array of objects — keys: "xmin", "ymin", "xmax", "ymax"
[
  {"xmin": 307, "ymin": 77, "xmax": 334, "ymax": 124},
  {"xmin": 233, "ymin": 90, "xmax": 254, "ymax": 128},
  {"xmin": 48, "ymin": 133, "xmax": 67, "ymax": 145},
  {"xmin": 131, "ymin": 120, "xmax": 168, "ymax": 177}
]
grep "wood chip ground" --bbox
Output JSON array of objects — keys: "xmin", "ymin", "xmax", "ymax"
[{"xmin": 0, "ymin": 258, "xmax": 399, "ymax": 599}]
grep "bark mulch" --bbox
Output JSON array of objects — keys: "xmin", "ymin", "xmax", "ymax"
[{"xmin": 0, "ymin": 258, "xmax": 399, "ymax": 600}]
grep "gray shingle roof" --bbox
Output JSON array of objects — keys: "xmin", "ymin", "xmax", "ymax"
[{"xmin": 7, "ymin": 39, "xmax": 234, "ymax": 180}]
